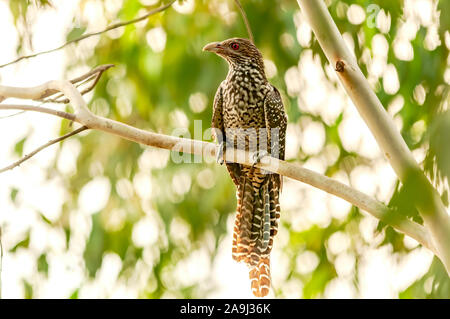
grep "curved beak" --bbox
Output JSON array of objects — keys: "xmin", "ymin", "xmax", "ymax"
[{"xmin": 202, "ymin": 42, "xmax": 222, "ymax": 53}]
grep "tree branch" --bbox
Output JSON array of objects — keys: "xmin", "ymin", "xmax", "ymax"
[
  {"xmin": 0, "ymin": 104, "xmax": 75, "ymax": 121},
  {"xmin": 0, "ymin": 126, "xmax": 88, "ymax": 174},
  {"xmin": 296, "ymin": 0, "xmax": 450, "ymax": 274},
  {"xmin": 0, "ymin": 74, "xmax": 439, "ymax": 257},
  {"xmin": 40, "ymin": 64, "xmax": 115, "ymax": 103},
  {"xmin": 233, "ymin": 0, "xmax": 254, "ymax": 43},
  {"xmin": 0, "ymin": 110, "xmax": 26, "ymax": 119},
  {"xmin": 0, "ymin": 1, "xmax": 176, "ymax": 69}
]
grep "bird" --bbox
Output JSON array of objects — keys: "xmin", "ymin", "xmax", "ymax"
[{"xmin": 203, "ymin": 38, "xmax": 287, "ymax": 297}]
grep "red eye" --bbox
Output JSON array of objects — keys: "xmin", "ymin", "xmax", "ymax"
[{"xmin": 231, "ymin": 43, "xmax": 239, "ymax": 50}]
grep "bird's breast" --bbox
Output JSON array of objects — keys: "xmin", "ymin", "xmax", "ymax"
[{"xmin": 222, "ymin": 78, "xmax": 269, "ymax": 129}]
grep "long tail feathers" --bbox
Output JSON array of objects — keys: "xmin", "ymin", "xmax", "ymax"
[
  {"xmin": 232, "ymin": 175, "xmax": 256, "ymax": 263},
  {"xmin": 249, "ymin": 257, "xmax": 271, "ymax": 297},
  {"xmin": 261, "ymin": 182, "xmax": 271, "ymax": 250},
  {"xmin": 232, "ymin": 173, "xmax": 281, "ymax": 297}
]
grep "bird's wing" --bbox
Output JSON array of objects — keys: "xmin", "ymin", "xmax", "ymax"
[
  {"xmin": 211, "ymin": 81, "xmax": 225, "ymax": 141},
  {"xmin": 212, "ymin": 81, "xmax": 241, "ymax": 186},
  {"xmin": 263, "ymin": 85, "xmax": 287, "ymax": 161}
]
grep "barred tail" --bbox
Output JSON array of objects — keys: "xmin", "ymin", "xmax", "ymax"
[
  {"xmin": 249, "ymin": 257, "xmax": 271, "ymax": 297},
  {"xmin": 232, "ymin": 174, "xmax": 257, "ymax": 262},
  {"xmin": 232, "ymin": 172, "xmax": 282, "ymax": 298},
  {"xmin": 261, "ymin": 182, "xmax": 271, "ymax": 250}
]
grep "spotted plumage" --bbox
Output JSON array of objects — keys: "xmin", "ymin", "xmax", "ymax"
[{"xmin": 204, "ymin": 38, "xmax": 287, "ymax": 297}]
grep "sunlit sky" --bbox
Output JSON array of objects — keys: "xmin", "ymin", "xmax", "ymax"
[{"xmin": 0, "ymin": 0, "xmax": 444, "ymax": 298}]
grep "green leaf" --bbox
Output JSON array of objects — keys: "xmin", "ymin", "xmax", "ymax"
[
  {"xmin": 39, "ymin": 212, "xmax": 53, "ymax": 225},
  {"xmin": 10, "ymin": 232, "xmax": 30, "ymax": 253},
  {"xmin": 37, "ymin": 0, "xmax": 54, "ymax": 8},
  {"xmin": 23, "ymin": 280, "xmax": 33, "ymax": 299},
  {"xmin": 302, "ymin": 260, "xmax": 336, "ymax": 298},
  {"xmin": 37, "ymin": 254, "xmax": 49, "ymax": 277},
  {"xmin": 83, "ymin": 213, "xmax": 105, "ymax": 277},
  {"xmin": 400, "ymin": 257, "xmax": 450, "ymax": 298},
  {"xmin": 70, "ymin": 289, "xmax": 79, "ymax": 299},
  {"xmin": 10, "ymin": 188, "xmax": 19, "ymax": 203},
  {"xmin": 14, "ymin": 137, "xmax": 26, "ymax": 157},
  {"xmin": 8, "ymin": 0, "xmax": 28, "ymax": 24},
  {"xmin": 66, "ymin": 26, "xmax": 86, "ymax": 42}
]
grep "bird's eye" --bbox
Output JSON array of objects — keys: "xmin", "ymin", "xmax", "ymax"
[{"xmin": 230, "ymin": 43, "xmax": 240, "ymax": 50}]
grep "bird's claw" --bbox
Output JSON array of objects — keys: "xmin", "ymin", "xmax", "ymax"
[
  {"xmin": 216, "ymin": 142, "xmax": 225, "ymax": 165},
  {"xmin": 251, "ymin": 150, "xmax": 269, "ymax": 166}
]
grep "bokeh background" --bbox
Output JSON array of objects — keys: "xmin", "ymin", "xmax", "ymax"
[{"xmin": 0, "ymin": 0, "xmax": 449, "ymax": 298}]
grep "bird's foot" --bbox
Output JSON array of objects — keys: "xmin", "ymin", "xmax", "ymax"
[
  {"xmin": 216, "ymin": 141, "xmax": 225, "ymax": 165},
  {"xmin": 250, "ymin": 150, "xmax": 269, "ymax": 166}
]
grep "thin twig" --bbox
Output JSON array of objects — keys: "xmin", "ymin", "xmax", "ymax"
[
  {"xmin": 0, "ymin": 110, "xmax": 26, "ymax": 119},
  {"xmin": 43, "ymin": 74, "xmax": 98, "ymax": 104},
  {"xmin": 67, "ymin": 64, "xmax": 115, "ymax": 86},
  {"xmin": 0, "ymin": 1, "xmax": 176, "ymax": 68},
  {"xmin": 0, "ymin": 126, "xmax": 88, "ymax": 174},
  {"xmin": 0, "ymin": 64, "xmax": 114, "ymax": 103},
  {"xmin": 37, "ymin": 64, "xmax": 115, "ymax": 102},
  {"xmin": 0, "ymin": 104, "xmax": 75, "ymax": 121},
  {"xmin": 233, "ymin": 0, "xmax": 254, "ymax": 43},
  {"xmin": 42, "ymin": 64, "xmax": 114, "ymax": 103}
]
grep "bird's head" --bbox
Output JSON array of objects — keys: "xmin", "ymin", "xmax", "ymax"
[{"xmin": 203, "ymin": 38, "xmax": 264, "ymax": 72}]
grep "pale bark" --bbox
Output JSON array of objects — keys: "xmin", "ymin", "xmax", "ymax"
[{"xmin": 297, "ymin": 0, "xmax": 450, "ymax": 272}]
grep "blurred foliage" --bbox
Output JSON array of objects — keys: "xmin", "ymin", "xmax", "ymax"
[
  {"xmin": 400, "ymin": 257, "xmax": 450, "ymax": 298},
  {"xmin": 4, "ymin": 0, "xmax": 450, "ymax": 298}
]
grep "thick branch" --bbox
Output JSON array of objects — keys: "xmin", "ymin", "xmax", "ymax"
[
  {"xmin": 0, "ymin": 1, "xmax": 175, "ymax": 68},
  {"xmin": 0, "ymin": 90, "xmax": 438, "ymax": 256},
  {"xmin": 297, "ymin": 0, "xmax": 450, "ymax": 273}
]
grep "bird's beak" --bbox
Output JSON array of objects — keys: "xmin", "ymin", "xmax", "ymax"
[{"xmin": 202, "ymin": 42, "xmax": 222, "ymax": 53}]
